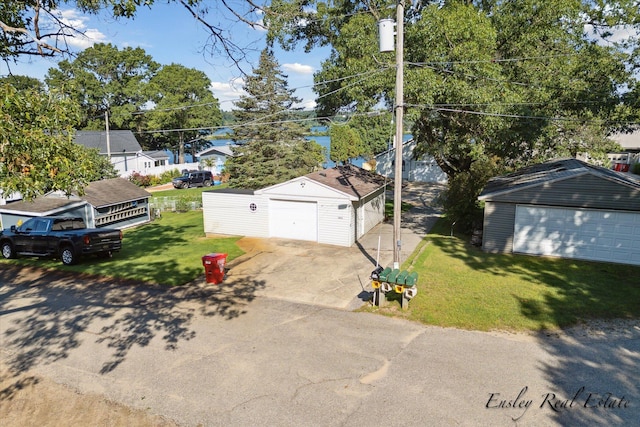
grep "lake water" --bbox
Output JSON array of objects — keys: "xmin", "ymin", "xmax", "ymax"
[{"xmin": 167, "ymin": 127, "xmax": 408, "ymax": 168}]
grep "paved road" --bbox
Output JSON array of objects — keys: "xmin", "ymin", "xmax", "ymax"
[
  {"xmin": 1, "ymin": 183, "xmax": 639, "ymax": 425},
  {"xmin": 1, "ymin": 266, "xmax": 639, "ymax": 426}
]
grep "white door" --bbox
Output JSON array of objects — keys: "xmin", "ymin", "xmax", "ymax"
[
  {"xmin": 513, "ymin": 205, "xmax": 640, "ymax": 266},
  {"xmin": 269, "ymin": 199, "xmax": 318, "ymax": 241}
]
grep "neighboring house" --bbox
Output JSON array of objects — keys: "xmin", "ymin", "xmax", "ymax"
[
  {"xmin": 0, "ymin": 191, "xmax": 22, "ymax": 206},
  {"xmin": 140, "ymin": 150, "xmax": 170, "ymax": 169},
  {"xmin": 196, "ymin": 145, "xmax": 235, "ymax": 175},
  {"xmin": 74, "ymin": 130, "xmax": 175, "ymax": 177},
  {"xmin": 608, "ymin": 131, "xmax": 640, "ymax": 170},
  {"xmin": 202, "ymin": 165, "xmax": 388, "ymax": 247},
  {"xmin": 610, "ymin": 130, "xmax": 640, "ymax": 152},
  {"xmin": 478, "ymin": 158, "xmax": 640, "ymax": 266},
  {"xmin": 375, "ymin": 139, "xmax": 447, "ymax": 183},
  {"xmin": 0, "ymin": 178, "xmax": 151, "ymax": 230},
  {"xmin": 74, "ymin": 130, "xmax": 143, "ymax": 176}
]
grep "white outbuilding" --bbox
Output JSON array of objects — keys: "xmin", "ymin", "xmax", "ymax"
[{"xmin": 202, "ymin": 165, "xmax": 389, "ymax": 247}]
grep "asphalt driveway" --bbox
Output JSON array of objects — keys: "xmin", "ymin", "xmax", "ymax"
[{"xmin": 223, "ymin": 182, "xmax": 446, "ymax": 309}]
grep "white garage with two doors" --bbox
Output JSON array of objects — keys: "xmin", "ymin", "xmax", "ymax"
[
  {"xmin": 202, "ymin": 165, "xmax": 388, "ymax": 247},
  {"xmin": 479, "ymin": 158, "xmax": 640, "ymax": 266}
]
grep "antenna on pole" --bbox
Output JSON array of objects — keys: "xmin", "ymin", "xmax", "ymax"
[{"xmin": 105, "ymin": 111, "xmax": 111, "ymax": 160}]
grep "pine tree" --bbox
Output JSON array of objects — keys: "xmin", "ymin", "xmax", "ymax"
[{"xmin": 226, "ymin": 48, "xmax": 324, "ymax": 189}]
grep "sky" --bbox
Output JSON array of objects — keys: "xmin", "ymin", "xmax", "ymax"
[{"xmin": 0, "ymin": 2, "xmax": 328, "ymax": 111}]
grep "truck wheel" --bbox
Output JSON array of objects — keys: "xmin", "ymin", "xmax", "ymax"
[
  {"xmin": 60, "ymin": 246, "xmax": 77, "ymax": 265},
  {"xmin": 183, "ymin": 182, "xmax": 190, "ymax": 189},
  {"xmin": 1, "ymin": 241, "xmax": 15, "ymax": 259},
  {"xmin": 203, "ymin": 179, "xmax": 212, "ymax": 187}
]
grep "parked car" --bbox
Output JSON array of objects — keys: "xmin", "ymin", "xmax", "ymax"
[
  {"xmin": 0, "ymin": 216, "xmax": 123, "ymax": 265},
  {"xmin": 172, "ymin": 170, "xmax": 213, "ymax": 189}
]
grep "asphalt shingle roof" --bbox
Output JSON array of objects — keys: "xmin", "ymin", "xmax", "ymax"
[
  {"xmin": 74, "ymin": 130, "xmax": 142, "ymax": 153},
  {"xmin": 479, "ymin": 158, "xmax": 640, "ymax": 199},
  {"xmin": 0, "ymin": 178, "xmax": 151, "ymax": 214},
  {"xmin": 83, "ymin": 178, "xmax": 151, "ymax": 208},
  {"xmin": 305, "ymin": 165, "xmax": 389, "ymax": 199}
]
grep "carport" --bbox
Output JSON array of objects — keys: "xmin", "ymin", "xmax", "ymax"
[
  {"xmin": 479, "ymin": 158, "xmax": 640, "ymax": 266},
  {"xmin": 202, "ymin": 165, "xmax": 388, "ymax": 247}
]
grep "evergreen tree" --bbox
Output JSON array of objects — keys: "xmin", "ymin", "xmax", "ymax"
[
  {"xmin": 226, "ymin": 48, "xmax": 324, "ymax": 189},
  {"xmin": 329, "ymin": 125, "xmax": 364, "ymax": 165}
]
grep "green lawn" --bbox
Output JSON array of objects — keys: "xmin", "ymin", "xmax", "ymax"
[
  {"xmin": 1, "ymin": 210, "xmax": 243, "ymax": 286},
  {"xmin": 366, "ymin": 219, "xmax": 640, "ymax": 331},
  {"xmin": 4, "ymin": 201, "xmax": 639, "ymax": 332}
]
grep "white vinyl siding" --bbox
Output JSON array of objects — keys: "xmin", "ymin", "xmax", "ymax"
[
  {"xmin": 514, "ymin": 205, "xmax": 640, "ymax": 266},
  {"xmin": 317, "ymin": 201, "xmax": 353, "ymax": 246},
  {"xmin": 202, "ymin": 192, "xmax": 268, "ymax": 237},
  {"xmin": 362, "ymin": 192, "xmax": 385, "ymax": 237}
]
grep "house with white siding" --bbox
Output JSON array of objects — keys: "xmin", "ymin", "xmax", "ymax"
[
  {"xmin": 202, "ymin": 165, "xmax": 388, "ymax": 247},
  {"xmin": 376, "ymin": 138, "xmax": 447, "ymax": 183}
]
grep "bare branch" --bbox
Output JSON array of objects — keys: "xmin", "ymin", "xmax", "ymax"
[{"xmin": 0, "ymin": 19, "xmax": 62, "ymax": 55}]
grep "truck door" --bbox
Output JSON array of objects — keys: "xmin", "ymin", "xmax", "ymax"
[
  {"xmin": 12, "ymin": 218, "xmax": 37, "ymax": 253},
  {"xmin": 29, "ymin": 218, "xmax": 51, "ymax": 254}
]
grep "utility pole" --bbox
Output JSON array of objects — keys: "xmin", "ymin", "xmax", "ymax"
[{"xmin": 392, "ymin": 0, "xmax": 405, "ymax": 268}]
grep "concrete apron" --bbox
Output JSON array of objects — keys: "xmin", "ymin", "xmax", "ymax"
[{"xmin": 212, "ymin": 183, "xmax": 445, "ymax": 310}]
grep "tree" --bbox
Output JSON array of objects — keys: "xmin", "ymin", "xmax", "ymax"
[
  {"xmin": 0, "ymin": 83, "xmax": 114, "ymax": 200},
  {"xmin": 0, "ymin": 74, "xmax": 44, "ymax": 92},
  {"xmin": 146, "ymin": 64, "xmax": 222, "ymax": 164},
  {"xmin": 45, "ymin": 43, "xmax": 159, "ymax": 131},
  {"xmin": 1, "ymin": 1, "xmax": 266, "ymax": 70},
  {"xmin": 226, "ymin": 48, "xmax": 324, "ymax": 189},
  {"xmin": 267, "ymin": 0, "xmax": 640, "ymax": 231},
  {"xmin": 329, "ymin": 124, "xmax": 363, "ymax": 165}
]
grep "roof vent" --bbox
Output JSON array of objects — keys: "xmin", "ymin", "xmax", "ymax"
[{"xmin": 319, "ymin": 172, "xmax": 327, "ymax": 177}]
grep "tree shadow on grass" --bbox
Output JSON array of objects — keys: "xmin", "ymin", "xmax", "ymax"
[
  {"xmin": 427, "ymin": 223, "xmax": 640, "ymax": 424},
  {"xmin": 428, "ymin": 226, "xmax": 640, "ymax": 327},
  {"xmin": 0, "ymin": 264, "xmax": 265, "ymax": 396}
]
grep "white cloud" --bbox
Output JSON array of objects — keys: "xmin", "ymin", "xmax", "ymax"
[
  {"xmin": 295, "ymin": 99, "xmax": 317, "ymax": 111},
  {"xmin": 48, "ymin": 9, "xmax": 108, "ymax": 49},
  {"xmin": 210, "ymin": 78, "xmax": 247, "ymax": 107},
  {"xmin": 584, "ymin": 23, "xmax": 639, "ymax": 45},
  {"xmin": 282, "ymin": 63, "xmax": 314, "ymax": 75}
]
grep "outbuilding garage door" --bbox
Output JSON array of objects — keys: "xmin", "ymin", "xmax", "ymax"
[
  {"xmin": 513, "ymin": 205, "xmax": 640, "ymax": 266},
  {"xmin": 269, "ymin": 199, "xmax": 318, "ymax": 241}
]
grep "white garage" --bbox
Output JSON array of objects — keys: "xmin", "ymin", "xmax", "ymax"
[
  {"xmin": 202, "ymin": 165, "xmax": 388, "ymax": 247},
  {"xmin": 479, "ymin": 158, "xmax": 640, "ymax": 266}
]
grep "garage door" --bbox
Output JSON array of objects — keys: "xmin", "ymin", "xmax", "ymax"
[
  {"xmin": 513, "ymin": 205, "xmax": 640, "ymax": 266},
  {"xmin": 269, "ymin": 199, "xmax": 318, "ymax": 241}
]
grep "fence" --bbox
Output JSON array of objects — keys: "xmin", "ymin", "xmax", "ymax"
[{"xmin": 120, "ymin": 162, "xmax": 220, "ymax": 179}]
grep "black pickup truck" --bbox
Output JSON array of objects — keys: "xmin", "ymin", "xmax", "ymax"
[{"xmin": 0, "ymin": 216, "xmax": 123, "ymax": 265}]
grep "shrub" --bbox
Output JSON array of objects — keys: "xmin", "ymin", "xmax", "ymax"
[
  {"xmin": 632, "ymin": 163, "xmax": 640, "ymax": 175},
  {"xmin": 441, "ymin": 158, "xmax": 502, "ymax": 234},
  {"xmin": 159, "ymin": 169, "xmax": 182, "ymax": 184},
  {"xmin": 129, "ymin": 172, "xmax": 151, "ymax": 187}
]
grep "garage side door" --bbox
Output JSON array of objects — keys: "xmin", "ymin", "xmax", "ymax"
[
  {"xmin": 514, "ymin": 205, "xmax": 640, "ymax": 266},
  {"xmin": 269, "ymin": 199, "xmax": 318, "ymax": 242}
]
